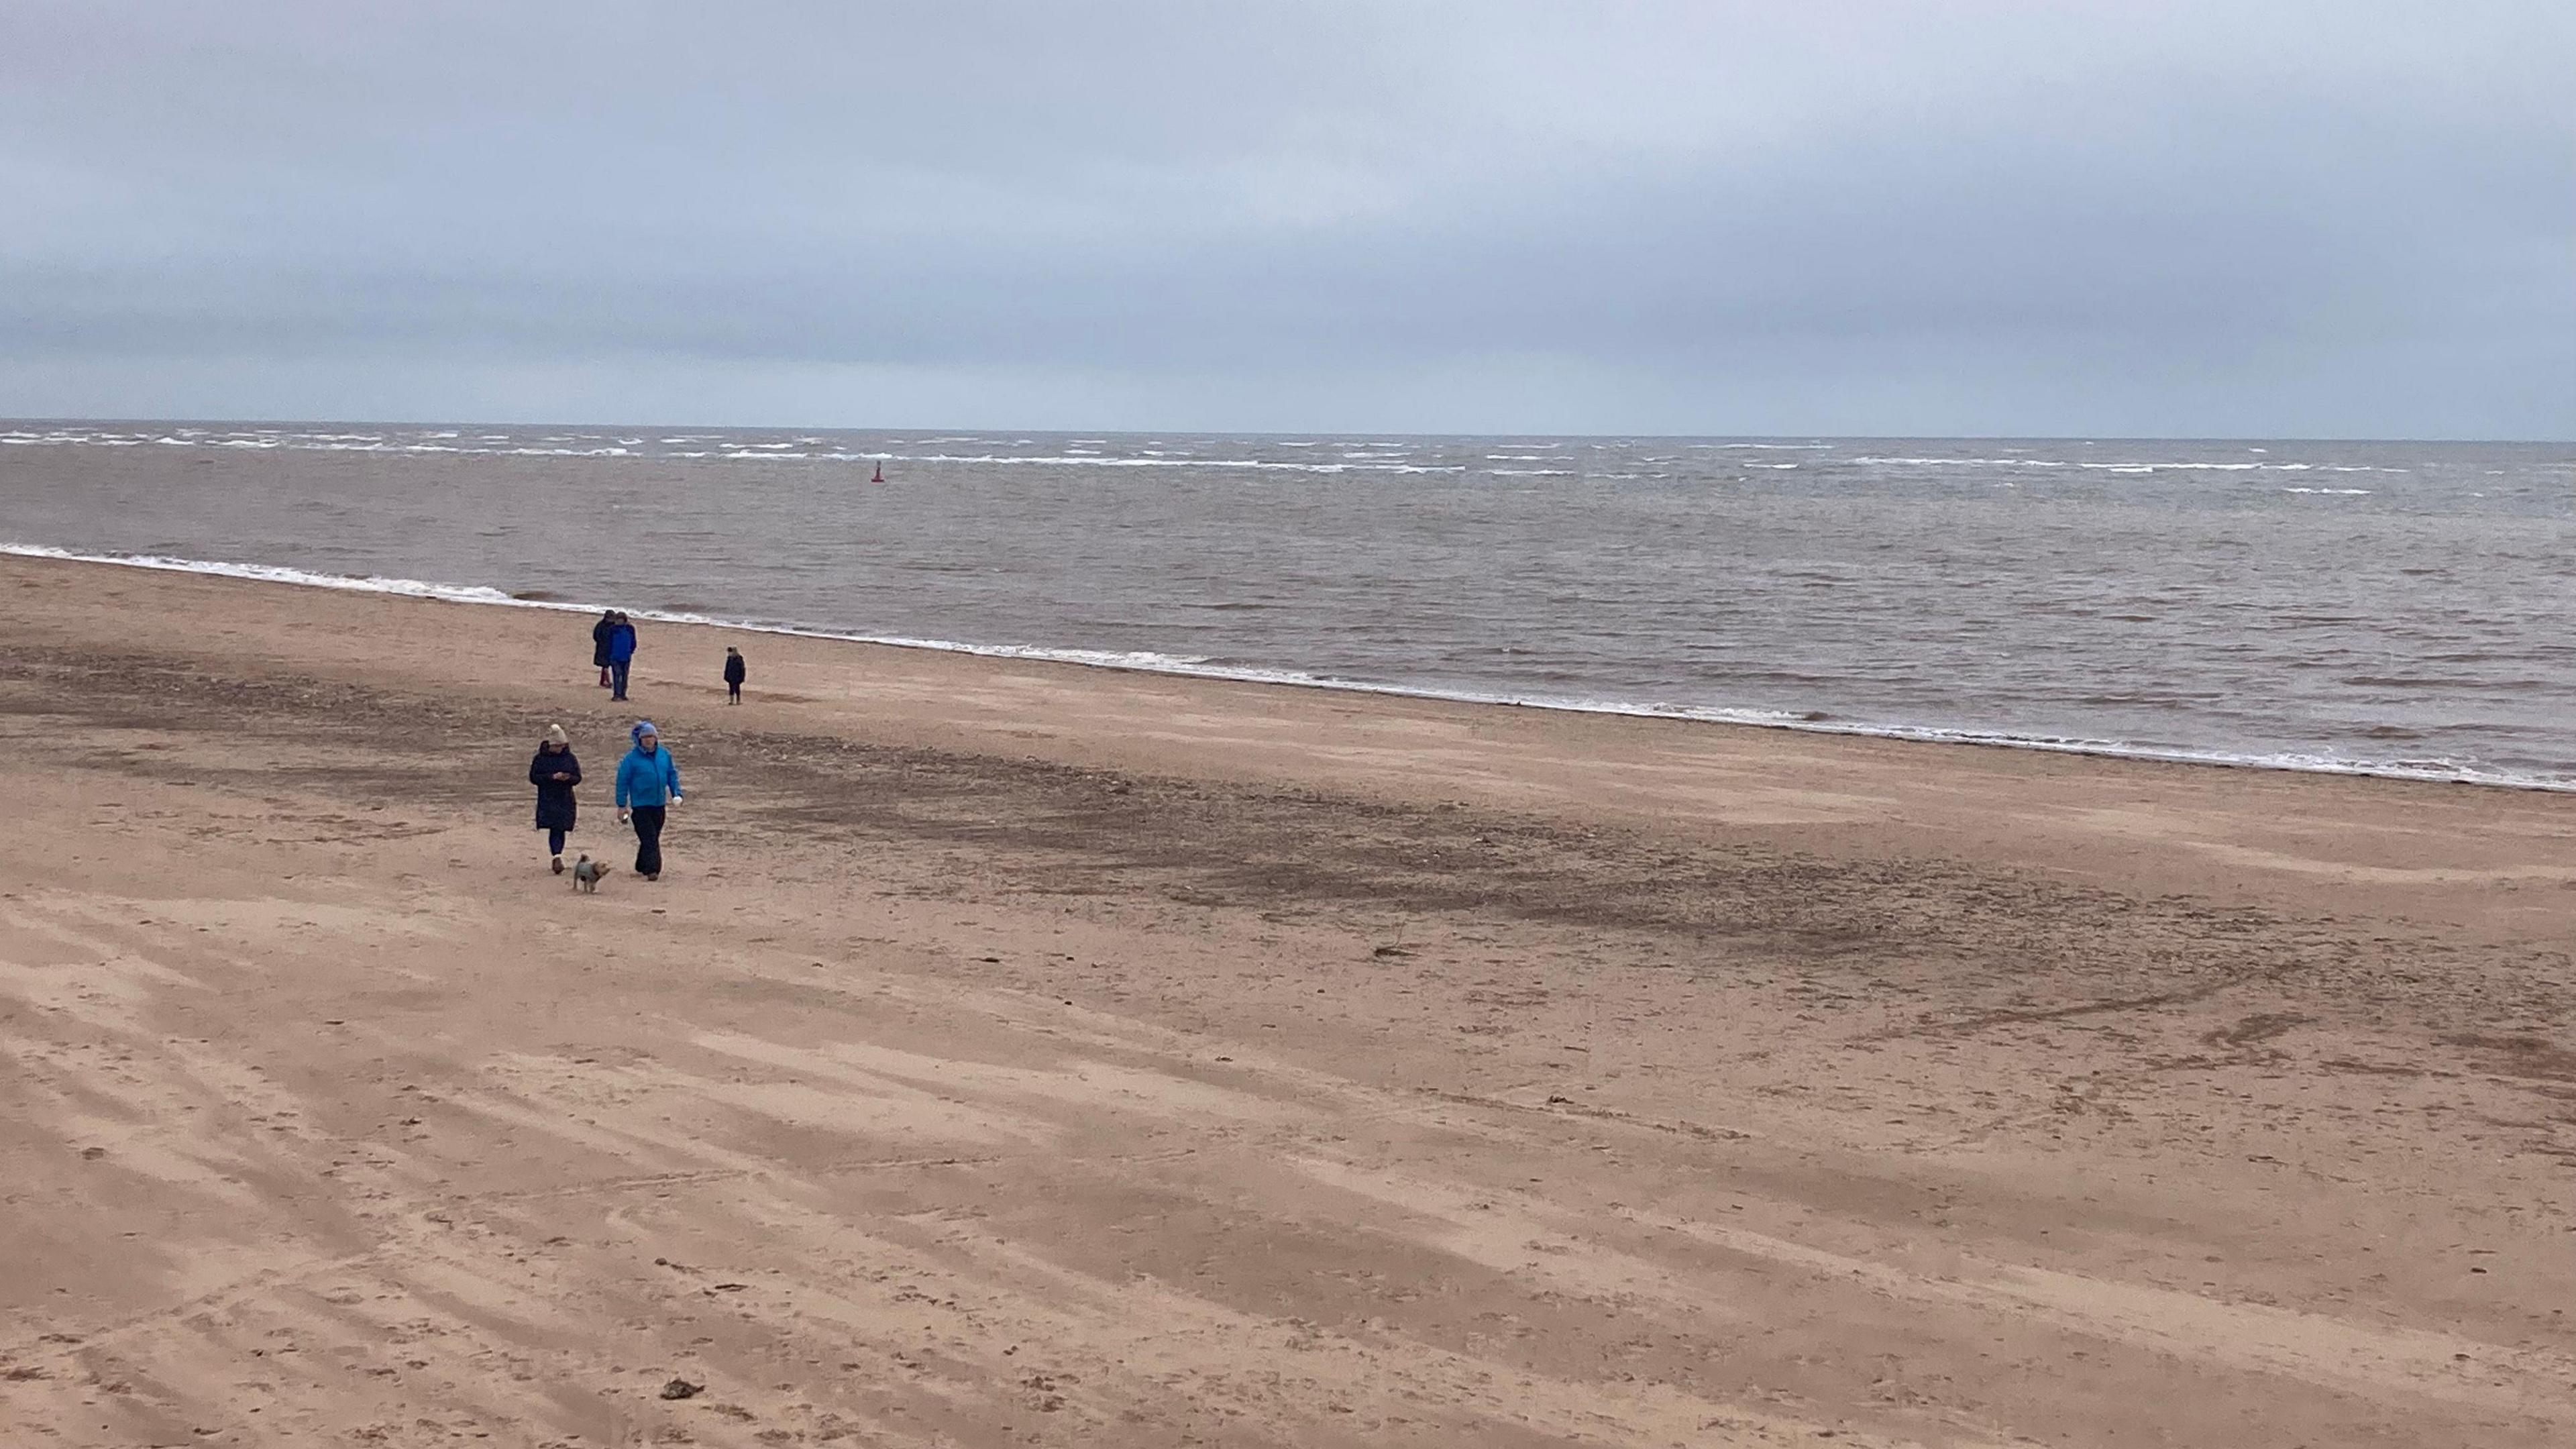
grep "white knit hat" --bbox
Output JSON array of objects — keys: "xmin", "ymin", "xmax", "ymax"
[{"xmin": 545, "ymin": 723, "xmax": 568, "ymax": 745}]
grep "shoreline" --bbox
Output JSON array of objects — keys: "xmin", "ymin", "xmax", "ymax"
[
  {"xmin": 3, "ymin": 547, "xmax": 2570, "ymax": 1444},
  {"xmin": 7, "ymin": 539, "xmax": 2564, "ymax": 795},
  {"xmin": 8, "ymin": 547, "xmax": 2575, "ymax": 946}
]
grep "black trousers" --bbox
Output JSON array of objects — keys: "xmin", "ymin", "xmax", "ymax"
[
  {"xmin": 610, "ymin": 659, "xmax": 632, "ymax": 700},
  {"xmin": 629, "ymin": 805, "xmax": 665, "ymax": 876}
]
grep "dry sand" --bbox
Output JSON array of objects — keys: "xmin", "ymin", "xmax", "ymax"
[{"xmin": 1, "ymin": 551, "xmax": 2570, "ymax": 1447}]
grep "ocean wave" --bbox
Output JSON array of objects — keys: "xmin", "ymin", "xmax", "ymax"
[
  {"xmin": 3, "ymin": 430, "xmax": 625, "ymax": 460},
  {"xmin": 0, "ymin": 429, "xmax": 1479, "ymax": 474},
  {"xmin": 894, "ymin": 453, "xmax": 1462, "ymax": 474},
  {"xmin": 6, "ymin": 541, "xmax": 2565, "ymax": 795},
  {"xmin": 1852, "ymin": 455, "xmax": 2403, "ymax": 476},
  {"xmin": 1, "ymin": 543, "xmax": 540, "ymax": 608},
  {"xmin": 1852, "ymin": 456, "xmax": 2070, "ymax": 468}
]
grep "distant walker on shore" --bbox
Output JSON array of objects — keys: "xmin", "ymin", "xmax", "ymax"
[
  {"xmin": 590, "ymin": 609, "xmax": 616, "ymax": 689},
  {"xmin": 604, "ymin": 612, "xmax": 638, "ymax": 701}
]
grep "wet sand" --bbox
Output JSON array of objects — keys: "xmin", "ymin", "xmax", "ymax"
[{"xmin": 2, "ymin": 551, "xmax": 2570, "ymax": 1447}]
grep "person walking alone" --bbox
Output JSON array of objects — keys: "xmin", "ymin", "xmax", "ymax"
[
  {"xmin": 606, "ymin": 611, "xmax": 639, "ymax": 701},
  {"xmin": 614, "ymin": 719, "xmax": 682, "ymax": 881},
  {"xmin": 591, "ymin": 609, "xmax": 617, "ymax": 688},
  {"xmin": 722, "ymin": 646, "xmax": 746, "ymax": 704},
  {"xmin": 529, "ymin": 723, "xmax": 582, "ymax": 873}
]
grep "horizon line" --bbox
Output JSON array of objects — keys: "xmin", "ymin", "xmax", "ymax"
[{"xmin": 4, "ymin": 415, "xmax": 2569, "ymax": 447}]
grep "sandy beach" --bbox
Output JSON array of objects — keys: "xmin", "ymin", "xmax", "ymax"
[{"xmin": 2, "ymin": 549, "xmax": 2570, "ymax": 1447}]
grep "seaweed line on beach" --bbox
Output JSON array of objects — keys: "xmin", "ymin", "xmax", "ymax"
[{"xmin": 3, "ymin": 643, "xmax": 2566, "ymax": 1059}]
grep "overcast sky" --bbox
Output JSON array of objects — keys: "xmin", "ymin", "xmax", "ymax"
[{"xmin": 1, "ymin": 1, "xmax": 2567, "ymax": 436}]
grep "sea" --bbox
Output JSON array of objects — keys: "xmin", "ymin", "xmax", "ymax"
[{"xmin": 3, "ymin": 422, "xmax": 2571, "ymax": 790}]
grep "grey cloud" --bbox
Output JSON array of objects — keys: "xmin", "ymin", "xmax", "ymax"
[{"xmin": 0, "ymin": 1, "xmax": 2568, "ymax": 435}]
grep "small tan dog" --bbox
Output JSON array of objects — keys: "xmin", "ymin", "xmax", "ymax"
[{"xmin": 570, "ymin": 854, "xmax": 611, "ymax": 893}]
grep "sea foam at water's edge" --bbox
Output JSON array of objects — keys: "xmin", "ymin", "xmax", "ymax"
[{"xmin": 7, "ymin": 541, "xmax": 2565, "ymax": 794}]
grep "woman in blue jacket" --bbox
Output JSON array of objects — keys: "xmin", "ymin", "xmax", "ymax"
[
  {"xmin": 614, "ymin": 720, "xmax": 683, "ymax": 880},
  {"xmin": 529, "ymin": 722, "xmax": 582, "ymax": 873}
]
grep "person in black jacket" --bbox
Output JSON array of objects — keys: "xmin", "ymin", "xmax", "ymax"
[
  {"xmin": 591, "ymin": 610, "xmax": 616, "ymax": 688},
  {"xmin": 529, "ymin": 723, "xmax": 582, "ymax": 873},
  {"xmin": 722, "ymin": 646, "xmax": 746, "ymax": 704}
]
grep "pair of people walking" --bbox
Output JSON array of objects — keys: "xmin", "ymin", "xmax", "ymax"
[
  {"xmin": 528, "ymin": 719, "xmax": 682, "ymax": 879},
  {"xmin": 592, "ymin": 610, "xmax": 639, "ymax": 700}
]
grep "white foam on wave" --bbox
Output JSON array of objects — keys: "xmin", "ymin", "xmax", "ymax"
[
  {"xmin": 1854, "ymin": 455, "xmax": 2069, "ymax": 468},
  {"xmin": 5, "ymin": 430, "xmax": 150, "ymax": 447},
  {"xmin": 1, "ymin": 543, "xmax": 538, "ymax": 608},
  {"xmin": 0, "ymin": 429, "xmax": 1491, "ymax": 476},
  {"xmin": 7, "ymin": 541, "xmax": 2565, "ymax": 796},
  {"xmin": 902, "ymin": 453, "xmax": 1462, "ymax": 474},
  {"xmin": 2090, "ymin": 461, "xmax": 2255, "ymax": 472},
  {"xmin": 1854, "ymin": 455, "xmax": 2404, "ymax": 476}
]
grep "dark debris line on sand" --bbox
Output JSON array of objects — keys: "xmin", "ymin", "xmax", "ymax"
[{"xmin": 0, "ymin": 641, "xmax": 2565, "ymax": 1051}]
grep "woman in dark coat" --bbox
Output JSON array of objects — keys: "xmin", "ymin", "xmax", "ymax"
[
  {"xmin": 591, "ymin": 610, "xmax": 617, "ymax": 688},
  {"xmin": 530, "ymin": 723, "xmax": 582, "ymax": 873}
]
